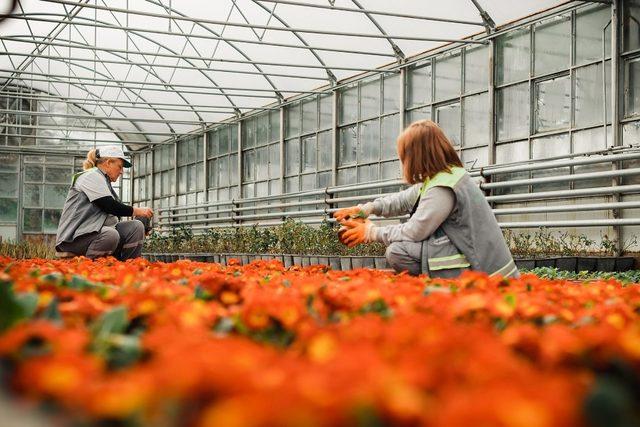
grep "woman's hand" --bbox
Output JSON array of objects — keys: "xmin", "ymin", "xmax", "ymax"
[
  {"xmin": 133, "ymin": 207, "xmax": 154, "ymax": 218},
  {"xmin": 340, "ymin": 219, "xmax": 373, "ymax": 248},
  {"xmin": 333, "ymin": 206, "xmax": 366, "ymax": 223}
]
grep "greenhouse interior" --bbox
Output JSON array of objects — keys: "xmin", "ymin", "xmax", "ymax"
[{"xmin": 1, "ymin": 1, "xmax": 640, "ymax": 426}]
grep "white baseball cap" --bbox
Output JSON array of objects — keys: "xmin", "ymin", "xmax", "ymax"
[{"xmin": 96, "ymin": 145, "xmax": 132, "ymax": 168}]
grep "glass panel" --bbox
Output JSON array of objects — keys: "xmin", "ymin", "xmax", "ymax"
[
  {"xmin": 243, "ymin": 117, "xmax": 256, "ymax": 148},
  {"xmin": 381, "ymin": 160, "xmax": 400, "ymax": 180},
  {"xmin": 576, "ymin": 6, "xmax": 611, "ymax": 64},
  {"xmin": 269, "ymin": 178, "xmax": 281, "ymax": 195},
  {"xmin": 337, "ymin": 167, "xmax": 356, "ymax": 185},
  {"xmin": 0, "ymin": 153, "xmax": 18, "ymax": 172},
  {"xmin": 218, "ymin": 156, "xmax": 230, "ymax": 187},
  {"xmin": 531, "ymin": 133, "xmax": 570, "ymax": 192},
  {"xmin": 626, "ymin": 58, "xmax": 640, "ymax": 117},
  {"xmin": 360, "ymin": 78, "xmax": 380, "ymax": 120},
  {"xmin": 302, "ymin": 135, "xmax": 317, "ymax": 173},
  {"xmin": 463, "ymin": 93, "xmax": 489, "ymax": 147},
  {"xmin": 23, "ymin": 208, "xmax": 42, "ymax": 232},
  {"xmin": 242, "ymin": 183, "xmax": 254, "ymax": 198},
  {"xmin": 285, "ymin": 139, "xmax": 299, "ymax": 175},
  {"xmin": 208, "ymin": 160, "xmax": 217, "ymax": 188},
  {"xmin": 319, "ymin": 94, "xmax": 333, "ymax": 130},
  {"xmin": 0, "ymin": 198, "xmax": 17, "ymax": 222},
  {"xmin": 302, "ymin": 98, "xmax": 317, "ymax": 134},
  {"xmin": 623, "ymin": 121, "xmax": 640, "ymax": 145},
  {"xmin": 339, "ymin": 85, "xmax": 358, "ymax": 125},
  {"xmin": 23, "ymin": 184, "xmax": 41, "ymax": 207},
  {"xmin": 256, "ymin": 146, "xmax": 269, "ymax": 180},
  {"xmin": 338, "ymin": 125, "xmax": 357, "ymax": 166},
  {"xmin": 435, "ymin": 51, "xmax": 461, "ymax": 101},
  {"xmin": 257, "ymin": 113, "xmax": 269, "ymax": 144},
  {"xmin": 256, "ymin": 181, "xmax": 268, "ymax": 197},
  {"xmin": 383, "ymin": 73, "xmax": 400, "ymax": 113},
  {"xmin": 229, "ymin": 154, "xmax": 238, "ymax": 184},
  {"xmin": 497, "ymin": 83, "xmax": 530, "ymax": 141},
  {"xmin": 285, "ymin": 176, "xmax": 299, "ymax": 193},
  {"xmin": 301, "ymin": 173, "xmax": 315, "ymax": 191},
  {"xmin": 406, "ymin": 62, "xmax": 432, "ymax": 108},
  {"xmin": 496, "ymin": 140, "xmax": 529, "ymax": 164},
  {"xmin": 243, "ymin": 150, "xmax": 255, "ymax": 181},
  {"xmin": 535, "ymin": 75, "xmax": 571, "ymax": 133},
  {"xmin": 436, "ymin": 103, "xmax": 461, "ymax": 147},
  {"xmin": 623, "ymin": 0, "xmax": 640, "ymax": 52},
  {"xmin": 230, "ymin": 125, "xmax": 239, "ymax": 151},
  {"xmin": 188, "ymin": 138, "xmax": 197, "ymax": 164},
  {"xmin": 146, "ymin": 152, "xmax": 152, "ymax": 174},
  {"xmin": 25, "ymin": 165, "xmax": 43, "ymax": 182},
  {"xmin": 269, "ymin": 143, "xmax": 280, "ymax": 178},
  {"xmin": 153, "ymin": 173, "xmax": 161, "ymax": 198},
  {"xmin": 358, "ymin": 164, "xmax": 379, "ymax": 182},
  {"xmin": 317, "ymin": 171, "xmax": 332, "ymax": 188},
  {"xmin": 196, "ymin": 163, "xmax": 205, "ymax": 191},
  {"xmin": 573, "ymin": 126, "xmax": 610, "ymax": 154},
  {"xmin": 208, "ymin": 130, "xmax": 219, "ymax": 157},
  {"xmin": 359, "ymin": 119, "xmax": 380, "ymax": 163},
  {"xmin": 269, "ymin": 110, "xmax": 280, "ymax": 142},
  {"xmin": 219, "ymin": 127, "xmax": 229, "ymax": 154},
  {"xmin": 178, "ymin": 166, "xmax": 187, "ymax": 194},
  {"xmin": 576, "ymin": 62, "xmax": 611, "ymax": 126},
  {"xmin": 381, "ymin": 114, "xmax": 399, "ymax": 160},
  {"xmin": 44, "ymin": 185, "xmax": 68, "ymax": 209},
  {"xmin": 464, "ymin": 46, "xmax": 489, "ymax": 93},
  {"xmin": 461, "ymin": 147, "xmax": 489, "ymax": 169},
  {"xmin": 496, "ymin": 27, "xmax": 530, "ymax": 85},
  {"xmin": 286, "ymin": 103, "xmax": 300, "ymax": 138},
  {"xmin": 317, "ymin": 131, "xmax": 332, "ymax": 171},
  {"xmin": 45, "ymin": 166, "xmax": 69, "ymax": 184},
  {"xmin": 0, "ymin": 173, "xmax": 17, "ymax": 197},
  {"xmin": 534, "ymin": 15, "xmax": 571, "ymax": 76},
  {"xmin": 406, "ymin": 106, "xmax": 431, "ymax": 124}
]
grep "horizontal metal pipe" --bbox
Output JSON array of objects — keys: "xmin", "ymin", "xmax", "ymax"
[
  {"xmin": 0, "ymin": 109, "xmax": 206, "ymax": 125},
  {"xmin": 2, "ymin": 51, "xmax": 330, "ymax": 81},
  {"xmin": 0, "ymin": 90, "xmax": 280, "ymax": 110},
  {"xmin": 486, "ymin": 184, "xmax": 640, "ymax": 203},
  {"xmin": 255, "ymin": 0, "xmax": 485, "ymax": 26},
  {"xmin": 481, "ymin": 167, "xmax": 640, "ymax": 189},
  {"xmin": 5, "ymin": 14, "xmax": 396, "ymax": 58},
  {"xmin": 33, "ymin": 2, "xmax": 490, "ymax": 44},
  {"xmin": 0, "ymin": 36, "xmax": 390, "ymax": 73},
  {"xmin": 0, "ymin": 122, "xmax": 179, "ymax": 135},
  {"xmin": 326, "ymin": 179, "xmax": 403, "ymax": 194},
  {"xmin": 0, "ymin": 74, "xmax": 279, "ymax": 98},
  {"xmin": 0, "ymin": 132, "xmax": 173, "ymax": 146},
  {"xmin": 498, "ymin": 219, "xmax": 640, "ymax": 228},
  {"xmin": 482, "ymin": 151, "xmax": 640, "ymax": 176},
  {"xmin": 493, "ymin": 201, "xmax": 640, "ymax": 215}
]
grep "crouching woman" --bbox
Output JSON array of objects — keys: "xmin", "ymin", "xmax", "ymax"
[
  {"xmin": 335, "ymin": 120, "xmax": 518, "ymax": 279},
  {"xmin": 55, "ymin": 145, "xmax": 153, "ymax": 260}
]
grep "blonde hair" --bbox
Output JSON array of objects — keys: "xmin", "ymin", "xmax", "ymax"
[
  {"xmin": 83, "ymin": 148, "xmax": 107, "ymax": 170},
  {"xmin": 396, "ymin": 120, "xmax": 463, "ymax": 184}
]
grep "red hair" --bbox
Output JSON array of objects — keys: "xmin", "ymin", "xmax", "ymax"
[{"xmin": 396, "ymin": 120, "xmax": 462, "ymax": 184}]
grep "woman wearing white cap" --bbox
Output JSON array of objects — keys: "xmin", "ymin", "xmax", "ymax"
[{"xmin": 55, "ymin": 145, "xmax": 154, "ymax": 260}]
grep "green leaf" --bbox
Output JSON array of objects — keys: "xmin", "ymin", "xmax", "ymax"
[
  {"xmin": 583, "ymin": 375, "xmax": 640, "ymax": 427},
  {"xmin": 91, "ymin": 306, "xmax": 129, "ymax": 340},
  {"xmin": 0, "ymin": 280, "xmax": 27, "ymax": 332},
  {"xmin": 16, "ymin": 292, "xmax": 39, "ymax": 318},
  {"xmin": 359, "ymin": 298, "xmax": 393, "ymax": 319},
  {"xmin": 41, "ymin": 297, "xmax": 62, "ymax": 323},
  {"xmin": 504, "ymin": 293, "xmax": 517, "ymax": 308},
  {"xmin": 194, "ymin": 285, "xmax": 213, "ymax": 301},
  {"xmin": 213, "ymin": 317, "xmax": 235, "ymax": 334}
]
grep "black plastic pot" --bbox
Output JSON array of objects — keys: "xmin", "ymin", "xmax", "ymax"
[
  {"xmin": 577, "ymin": 257, "xmax": 597, "ymax": 272},
  {"xmin": 534, "ymin": 258, "xmax": 556, "ymax": 268},
  {"xmin": 615, "ymin": 256, "xmax": 635, "ymax": 271},
  {"xmin": 329, "ymin": 257, "xmax": 341, "ymax": 271},
  {"xmin": 555, "ymin": 257, "xmax": 578, "ymax": 272},
  {"xmin": 374, "ymin": 257, "xmax": 388, "ymax": 269},
  {"xmin": 293, "ymin": 255, "xmax": 302, "ymax": 266},
  {"xmin": 340, "ymin": 257, "xmax": 352, "ymax": 271},
  {"xmin": 596, "ymin": 257, "xmax": 616, "ymax": 272},
  {"xmin": 283, "ymin": 255, "xmax": 293, "ymax": 268},
  {"xmin": 515, "ymin": 259, "xmax": 535, "ymax": 270},
  {"xmin": 317, "ymin": 256, "xmax": 329, "ymax": 266}
]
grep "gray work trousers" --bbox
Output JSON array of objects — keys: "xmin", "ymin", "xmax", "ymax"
[
  {"xmin": 385, "ymin": 239, "xmax": 470, "ymax": 279},
  {"xmin": 58, "ymin": 220, "xmax": 145, "ymax": 261}
]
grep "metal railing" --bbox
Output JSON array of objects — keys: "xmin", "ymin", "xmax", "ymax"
[{"xmin": 156, "ymin": 146, "xmax": 640, "ymax": 232}]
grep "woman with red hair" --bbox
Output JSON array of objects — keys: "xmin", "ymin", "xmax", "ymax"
[{"xmin": 335, "ymin": 120, "xmax": 518, "ymax": 279}]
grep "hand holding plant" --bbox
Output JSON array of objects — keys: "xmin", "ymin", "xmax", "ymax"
[
  {"xmin": 339, "ymin": 219, "xmax": 374, "ymax": 248},
  {"xmin": 333, "ymin": 206, "xmax": 367, "ymax": 223}
]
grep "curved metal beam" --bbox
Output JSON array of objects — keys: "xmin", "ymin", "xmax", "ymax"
[
  {"xmin": 250, "ymin": 0, "xmax": 337, "ymax": 83},
  {"xmin": 349, "ymin": 0, "xmax": 405, "ymax": 60},
  {"xmin": 145, "ymin": 0, "xmax": 283, "ymax": 104}
]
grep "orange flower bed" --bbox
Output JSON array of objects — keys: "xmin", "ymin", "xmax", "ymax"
[{"xmin": 1, "ymin": 256, "xmax": 639, "ymax": 426}]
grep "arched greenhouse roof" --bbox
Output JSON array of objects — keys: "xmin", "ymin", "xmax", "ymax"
[{"xmin": 0, "ymin": 0, "xmax": 570, "ymax": 148}]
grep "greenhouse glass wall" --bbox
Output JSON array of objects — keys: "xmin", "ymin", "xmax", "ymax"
[{"xmin": 0, "ymin": 0, "xmax": 639, "ymax": 250}]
